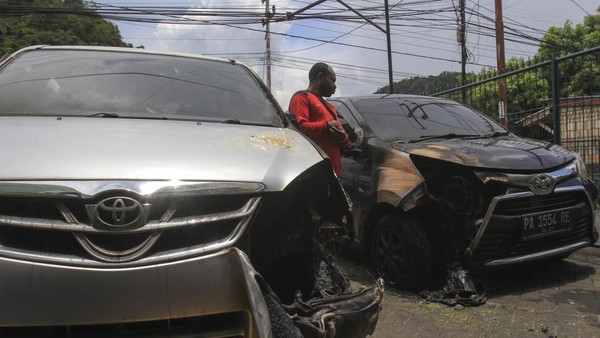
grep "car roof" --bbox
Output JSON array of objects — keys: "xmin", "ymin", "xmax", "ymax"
[
  {"xmin": 330, "ymin": 94, "xmax": 455, "ymax": 103},
  {"xmin": 10, "ymin": 45, "xmax": 240, "ymax": 66}
]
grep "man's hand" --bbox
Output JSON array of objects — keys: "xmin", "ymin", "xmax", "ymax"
[{"xmin": 327, "ymin": 120, "xmax": 348, "ymax": 142}]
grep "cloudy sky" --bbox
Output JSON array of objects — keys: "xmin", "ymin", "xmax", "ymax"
[{"xmin": 97, "ymin": 0, "xmax": 598, "ymax": 109}]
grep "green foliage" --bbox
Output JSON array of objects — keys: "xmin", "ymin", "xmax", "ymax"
[
  {"xmin": 0, "ymin": 0, "xmax": 132, "ymax": 55},
  {"xmin": 536, "ymin": 7, "xmax": 600, "ymax": 60},
  {"xmin": 375, "ymin": 71, "xmax": 472, "ymax": 95},
  {"xmin": 374, "ymin": 7, "xmax": 600, "ymax": 120},
  {"xmin": 536, "ymin": 8, "xmax": 600, "ymax": 98}
]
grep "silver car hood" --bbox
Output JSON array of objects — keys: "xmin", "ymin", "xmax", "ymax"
[{"xmin": 0, "ymin": 117, "xmax": 324, "ymax": 192}]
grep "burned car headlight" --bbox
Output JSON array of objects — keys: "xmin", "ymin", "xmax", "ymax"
[{"xmin": 575, "ymin": 153, "xmax": 590, "ymax": 181}]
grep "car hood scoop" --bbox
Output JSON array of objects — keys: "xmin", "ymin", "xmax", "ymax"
[
  {"xmin": 0, "ymin": 117, "xmax": 324, "ymax": 191},
  {"xmin": 394, "ymin": 136, "xmax": 575, "ymax": 170}
]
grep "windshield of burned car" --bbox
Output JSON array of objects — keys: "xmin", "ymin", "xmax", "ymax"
[
  {"xmin": 0, "ymin": 49, "xmax": 281, "ymax": 125},
  {"xmin": 352, "ymin": 97, "xmax": 505, "ymax": 141}
]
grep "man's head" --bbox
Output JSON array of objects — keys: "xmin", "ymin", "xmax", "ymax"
[{"xmin": 308, "ymin": 62, "xmax": 336, "ymax": 97}]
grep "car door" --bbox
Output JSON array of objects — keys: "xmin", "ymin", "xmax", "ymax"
[{"xmin": 329, "ymin": 99, "xmax": 371, "ymax": 240}]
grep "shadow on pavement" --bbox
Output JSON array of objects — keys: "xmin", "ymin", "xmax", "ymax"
[
  {"xmin": 335, "ymin": 245, "xmax": 597, "ymax": 303},
  {"xmin": 485, "ymin": 258, "xmax": 596, "ymax": 296}
]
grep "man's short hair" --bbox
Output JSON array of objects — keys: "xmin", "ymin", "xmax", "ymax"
[{"xmin": 308, "ymin": 62, "xmax": 330, "ymax": 82}]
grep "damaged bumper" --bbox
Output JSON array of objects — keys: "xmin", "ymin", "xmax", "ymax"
[
  {"xmin": 284, "ymin": 279, "xmax": 384, "ymax": 338},
  {"xmin": 0, "ymin": 248, "xmax": 271, "ymax": 337},
  {"xmin": 467, "ymin": 184, "xmax": 597, "ymax": 266},
  {"xmin": 0, "ymin": 245, "xmax": 384, "ymax": 338}
]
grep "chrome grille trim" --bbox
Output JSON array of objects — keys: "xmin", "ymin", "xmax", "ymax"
[
  {"xmin": 0, "ymin": 181, "xmax": 265, "ymax": 198},
  {"xmin": 467, "ymin": 186, "xmax": 594, "ymax": 256},
  {"xmin": 474, "ymin": 161, "xmax": 577, "ymax": 193},
  {"xmin": 483, "ymin": 240, "xmax": 590, "ymax": 266},
  {"xmin": 0, "ymin": 197, "xmax": 260, "ymax": 267},
  {"xmin": 74, "ymin": 231, "xmax": 163, "ymax": 263},
  {"xmin": 0, "ymin": 181, "xmax": 263, "ymax": 267},
  {"xmin": 0, "ymin": 197, "xmax": 260, "ymax": 234}
]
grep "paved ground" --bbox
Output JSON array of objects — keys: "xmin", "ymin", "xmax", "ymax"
[{"xmin": 340, "ymin": 214, "xmax": 600, "ymax": 338}]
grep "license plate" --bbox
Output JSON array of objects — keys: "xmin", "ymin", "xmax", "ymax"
[{"xmin": 521, "ymin": 208, "xmax": 572, "ymax": 240}]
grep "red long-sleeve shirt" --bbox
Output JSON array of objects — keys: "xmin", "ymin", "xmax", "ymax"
[{"xmin": 288, "ymin": 91, "xmax": 349, "ymax": 176}]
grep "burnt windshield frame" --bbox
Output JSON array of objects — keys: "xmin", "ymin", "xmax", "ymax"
[
  {"xmin": 352, "ymin": 97, "xmax": 505, "ymax": 142},
  {"xmin": 0, "ymin": 49, "xmax": 282, "ymax": 126}
]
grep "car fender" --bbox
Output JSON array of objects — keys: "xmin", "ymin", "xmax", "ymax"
[{"xmin": 377, "ymin": 148, "xmax": 426, "ymax": 211}]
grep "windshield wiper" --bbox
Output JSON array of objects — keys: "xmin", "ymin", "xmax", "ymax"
[
  {"xmin": 480, "ymin": 131, "xmax": 510, "ymax": 138},
  {"xmin": 220, "ymin": 119, "xmax": 241, "ymax": 124},
  {"xmin": 407, "ymin": 133, "xmax": 480, "ymax": 143},
  {"xmin": 87, "ymin": 112, "xmax": 119, "ymax": 118}
]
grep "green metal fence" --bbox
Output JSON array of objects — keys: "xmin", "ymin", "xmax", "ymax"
[{"xmin": 428, "ymin": 46, "xmax": 600, "ymax": 184}]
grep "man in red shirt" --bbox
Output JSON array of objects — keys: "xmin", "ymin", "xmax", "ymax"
[{"xmin": 288, "ymin": 63, "xmax": 349, "ymax": 176}]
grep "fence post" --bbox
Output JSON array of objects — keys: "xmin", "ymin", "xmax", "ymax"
[{"xmin": 551, "ymin": 58, "xmax": 561, "ymax": 145}]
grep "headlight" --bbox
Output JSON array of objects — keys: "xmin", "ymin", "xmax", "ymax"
[{"xmin": 575, "ymin": 153, "xmax": 589, "ymax": 180}]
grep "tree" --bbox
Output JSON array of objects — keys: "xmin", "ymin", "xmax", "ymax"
[
  {"xmin": 0, "ymin": 0, "xmax": 132, "ymax": 55},
  {"xmin": 375, "ymin": 71, "xmax": 471, "ymax": 95},
  {"xmin": 536, "ymin": 7, "xmax": 600, "ymax": 60},
  {"xmin": 535, "ymin": 7, "xmax": 600, "ymax": 98},
  {"xmin": 373, "ymin": 7, "xmax": 600, "ymax": 119}
]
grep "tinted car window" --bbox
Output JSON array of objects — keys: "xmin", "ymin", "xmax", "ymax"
[
  {"xmin": 0, "ymin": 50, "xmax": 280, "ymax": 125},
  {"xmin": 352, "ymin": 97, "xmax": 505, "ymax": 142},
  {"xmin": 330, "ymin": 101, "xmax": 359, "ymax": 128}
]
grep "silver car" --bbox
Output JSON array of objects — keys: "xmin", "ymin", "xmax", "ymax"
[{"xmin": 0, "ymin": 46, "xmax": 382, "ymax": 337}]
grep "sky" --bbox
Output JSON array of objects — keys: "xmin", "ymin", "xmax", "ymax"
[{"xmin": 97, "ymin": 0, "xmax": 599, "ymax": 110}]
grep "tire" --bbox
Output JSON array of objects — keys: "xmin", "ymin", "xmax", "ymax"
[{"xmin": 370, "ymin": 212, "xmax": 433, "ymax": 290}]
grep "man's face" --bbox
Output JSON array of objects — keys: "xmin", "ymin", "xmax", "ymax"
[{"xmin": 319, "ymin": 67, "xmax": 337, "ymax": 97}]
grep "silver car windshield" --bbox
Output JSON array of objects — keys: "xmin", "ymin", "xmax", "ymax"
[
  {"xmin": 0, "ymin": 49, "xmax": 281, "ymax": 125},
  {"xmin": 352, "ymin": 97, "xmax": 506, "ymax": 142}
]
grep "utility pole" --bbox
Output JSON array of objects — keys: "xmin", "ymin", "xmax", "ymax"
[
  {"xmin": 458, "ymin": 0, "xmax": 467, "ymax": 102},
  {"xmin": 384, "ymin": 0, "xmax": 394, "ymax": 93},
  {"xmin": 494, "ymin": 0, "xmax": 508, "ymax": 127},
  {"xmin": 280, "ymin": 0, "xmax": 394, "ymax": 94},
  {"xmin": 263, "ymin": 0, "xmax": 272, "ymax": 90}
]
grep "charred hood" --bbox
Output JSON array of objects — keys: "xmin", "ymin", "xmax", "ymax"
[{"xmin": 394, "ymin": 135, "xmax": 575, "ymax": 171}]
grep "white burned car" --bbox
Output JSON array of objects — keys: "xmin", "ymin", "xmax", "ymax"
[{"xmin": 0, "ymin": 46, "xmax": 382, "ymax": 337}]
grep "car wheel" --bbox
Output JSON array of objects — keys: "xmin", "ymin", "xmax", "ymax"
[{"xmin": 371, "ymin": 212, "xmax": 432, "ymax": 290}]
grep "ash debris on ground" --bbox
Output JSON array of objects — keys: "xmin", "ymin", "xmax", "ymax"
[
  {"xmin": 419, "ymin": 262, "xmax": 487, "ymax": 307},
  {"xmin": 309, "ymin": 251, "xmax": 353, "ymax": 298},
  {"xmin": 267, "ymin": 248, "xmax": 383, "ymax": 338}
]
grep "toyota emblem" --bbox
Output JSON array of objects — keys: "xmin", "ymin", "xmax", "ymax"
[
  {"xmin": 87, "ymin": 196, "xmax": 148, "ymax": 230},
  {"xmin": 530, "ymin": 173, "xmax": 556, "ymax": 195}
]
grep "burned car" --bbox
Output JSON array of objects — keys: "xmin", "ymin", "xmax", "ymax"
[
  {"xmin": 0, "ymin": 46, "xmax": 382, "ymax": 337},
  {"xmin": 328, "ymin": 94, "xmax": 599, "ymax": 290}
]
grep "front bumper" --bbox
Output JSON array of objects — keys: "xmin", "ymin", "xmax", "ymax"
[
  {"xmin": 0, "ymin": 247, "xmax": 271, "ymax": 337},
  {"xmin": 468, "ymin": 186, "xmax": 596, "ymax": 267}
]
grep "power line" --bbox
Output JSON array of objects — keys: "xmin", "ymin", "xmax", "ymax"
[{"xmin": 0, "ymin": 0, "xmax": 584, "ymax": 80}]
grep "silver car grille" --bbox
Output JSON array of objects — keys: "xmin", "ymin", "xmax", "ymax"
[{"xmin": 0, "ymin": 181, "xmax": 263, "ymax": 267}]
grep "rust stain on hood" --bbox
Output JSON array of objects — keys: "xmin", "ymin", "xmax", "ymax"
[{"xmin": 248, "ymin": 133, "xmax": 292, "ymax": 150}]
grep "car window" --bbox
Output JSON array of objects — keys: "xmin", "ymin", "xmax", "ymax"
[
  {"xmin": 330, "ymin": 100, "xmax": 359, "ymax": 129},
  {"xmin": 352, "ymin": 98, "xmax": 505, "ymax": 142},
  {"xmin": 0, "ymin": 49, "xmax": 281, "ymax": 125},
  {"xmin": 330, "ymin": 100, "xmax": 364, "ymax": 143}
]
